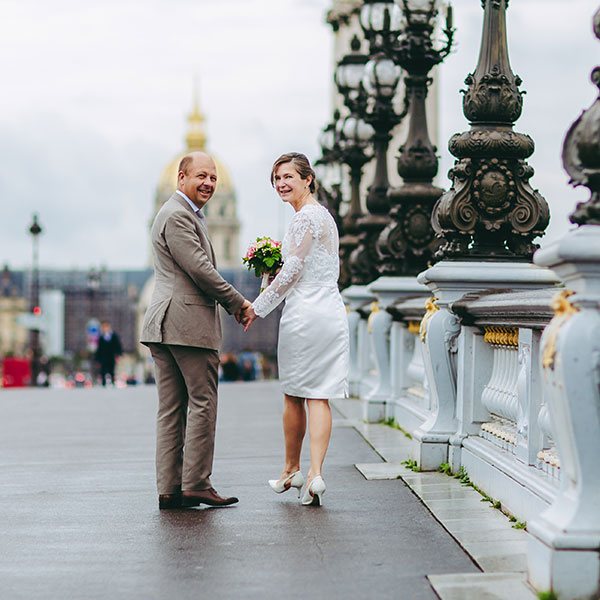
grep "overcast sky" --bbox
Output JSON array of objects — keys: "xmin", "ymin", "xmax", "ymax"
[{"xmin": 0, "ymin": 0, "xmax": 597, "ymax": 270}]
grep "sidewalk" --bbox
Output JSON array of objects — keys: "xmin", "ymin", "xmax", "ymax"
[
  {"xmin": 332, "ymin": 397, "xmax": 538, "ymax": 600},
  {"xmin": 0, "ymin": 381, "xmax": 478, "ymax": 599}
]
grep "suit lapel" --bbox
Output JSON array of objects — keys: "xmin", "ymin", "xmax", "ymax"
[{"xmin": 171, "ymin": 193, "xmax": 217, "ymax": 266}]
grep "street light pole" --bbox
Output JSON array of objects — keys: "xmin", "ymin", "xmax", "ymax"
[
  {"xmin": 28, "ymin": 214, "xmax": 42, "ymax": 386},
  {"xmin": 333, "ymin": 36, "xmax": 377, "ymax": 288},
  {"xmin": 434, "ymin": 0, "xmax": 549, "ymax": 260},
  {"xmin": 377, "ymin": 0, "xmax": 455, "ymax": 276},
  {"xmin": 348, "ymin": 0, "xmax": 406, "ymax": 285}
]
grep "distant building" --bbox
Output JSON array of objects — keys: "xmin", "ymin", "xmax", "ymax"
[
  {"xmin": 0, "ymin": 99, "xmax": 279, "ymax": 368},
  {"xmin": 0, "ymin": 266, "xmax": 27, "ymax": 356},
  {"xmin": 1, "ymin": 267, "xmax": 152, "ymax": 357}
]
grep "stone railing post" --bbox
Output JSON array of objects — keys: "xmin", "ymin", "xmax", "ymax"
[
  {"xmin": 364, "ymin": 304, "xmax": 392, "ymax": 421},
  {"xmin": 343, "ymin": 285, "xmax": 376, "ymax": 399},
  {"xmin": 412, "ymin": 295, "xmax": 460, "ymax": 469},
  {"xmin": 365, "ymin": 277, "xmax": 429, "ymax": 422},
  {"xmin": 528, "ymin": 8, "xmax": 600, "ymax": 598}
]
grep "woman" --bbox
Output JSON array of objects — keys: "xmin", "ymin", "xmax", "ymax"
[{"xmin": 243, "ymin": 152, "xmax": 349, "ymax": 507}]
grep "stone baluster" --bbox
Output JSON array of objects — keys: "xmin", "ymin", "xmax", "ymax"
[
  {"xmin": 405, "ymin": 328, "xmax": 426, "ymax": 402},
  {"xmin": 385, "ymin": 299, "xmax": 430, "ymax": 426},
  {"xmin": 528, "ymin": 8, "xmax": 600, "ymax": 597},
  {"xmin": 412, "ymin": 297, "xmax": 461, "ymax": 469},
  {"xmin": 347, "ymin": 309, "xmax": 361, "ymax": 398},
  {"xmin": 357, "ymin": 302, "xmax": 377, "ymax": 398},
  {"xmin": 365, "ymin": 277, "xmax": 429, "ymax": 422},
  {"xmin": 514, "ymin": 328, "xmax": 543, "ymax": 467},
  {"xmin": 389, "ymin": 321, "xmax": 414, "ymax": 403},
  {"xmin": 365, "ymin": 303, "xmax": 393, "ymax": 421},
  {"xmin": 479, "ymin": 327, "xmax": 519, "ymax": 448},
  {"xmin": 537, "ymin": 400, "xmax": 554, "ymax": 447},
  {"xmin": 535, "ymin": 397, "xmax": 558, "ymax": 478},
  {"xmin": 343, "ymin": 286, "xmax": 376, "ymax": 399}
]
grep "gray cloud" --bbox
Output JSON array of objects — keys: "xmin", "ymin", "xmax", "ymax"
[{"xmin": 0, "ymin": 0, "xmax": 596, "ymax": 269}]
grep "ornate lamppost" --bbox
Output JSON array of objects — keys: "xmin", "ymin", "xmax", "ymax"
[
  {"xmin": 377, "ymin": 0, "xmax": 454, "ymax": 276},
  {"xmin": 334, "ymin": 35, "xmax": 376, "ymax": 288},
  {"xmin": 433, "ymin": 0, "xmax": 549, "ymax": 260},
  {"xmin": 349, "ymin": 0, "xmax": 405, "ymax": 285},
  {"xmin": 315, "ymin": 116, "xmax": 344, "ymax": 231},
  {"xmin": 28, "ymin": 214, "xmax": 42, "ymax": 386}
]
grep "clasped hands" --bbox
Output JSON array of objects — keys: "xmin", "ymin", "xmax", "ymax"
[{"xmin": 234, "ymin": 300, "xmax": 258, "ymax": 332}]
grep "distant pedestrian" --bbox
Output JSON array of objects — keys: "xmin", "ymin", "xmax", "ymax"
[
  {"xmin": 238, "ymin": 350, "xmax": 257, "ymax": 381},
  {"xmin": 95, "ymin": 321, "xmax": 122, "ymax": 386},
  {"xmin": 220, "ymin": 353, "xmax": 240, "ymax": 381}
]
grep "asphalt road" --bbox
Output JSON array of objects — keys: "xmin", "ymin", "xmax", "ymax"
[{"xmin": 0, "ymin": 381, "xmax": 478, "ymax": 599}]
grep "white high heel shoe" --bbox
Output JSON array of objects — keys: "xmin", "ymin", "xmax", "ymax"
[
  {"xmin": 268, "ymin": 471, "xmax": 305, "ymax": 498},
  {"xmin": 301, "ymin": 475, "xmax": 326, "ymax": 506}
]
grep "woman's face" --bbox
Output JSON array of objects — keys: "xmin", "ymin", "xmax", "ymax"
[{"xmin": 273, "ymin": 163, "xmax": 309, "ymax": 204}]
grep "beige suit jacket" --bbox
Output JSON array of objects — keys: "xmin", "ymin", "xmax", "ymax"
[{"xmin": 140, "ymin": 193, "xmax": 245, "ymax": 351}]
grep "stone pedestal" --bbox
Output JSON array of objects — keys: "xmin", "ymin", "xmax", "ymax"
[
  {"xmin": 414, "ymin": 260, "xmax": 559, "ymax": 471},
  {"xmin": 342, "ymin": 285, "xmax": 376, "ymax": 401},
  {"xmin": 365, "ymin": 276, "xmax": 429, "ymax": 423},
  {"xmin": 528, "ymin": 225, "xmax": 600, "ymax": 600}
]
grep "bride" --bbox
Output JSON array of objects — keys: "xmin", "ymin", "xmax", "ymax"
[{"xmin": 242, "ymin": 152, "xmax": 349, "ymax": 507}]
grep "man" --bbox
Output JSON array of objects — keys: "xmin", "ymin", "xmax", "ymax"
[
  {"xmin": 94, "ymin": 320, "xmax": 122, "ymax": 386},
  {"xmin": 141, "ymin": 151, "xmax": 250, "ymax": 510}
]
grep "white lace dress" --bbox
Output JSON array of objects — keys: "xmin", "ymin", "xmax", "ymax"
[{"xmin": 252, "ymin": 204, "xmax": 349, "ymax": 399}]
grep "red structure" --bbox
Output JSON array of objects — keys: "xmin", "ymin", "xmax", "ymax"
[{"xmin": 2, "ymin": 358, "xmax": 31, "ymax": 388}]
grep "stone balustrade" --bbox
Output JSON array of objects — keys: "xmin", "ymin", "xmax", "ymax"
[{"xmin": 345, "ymin": 274, "xmax": 562, "ymax": 522}]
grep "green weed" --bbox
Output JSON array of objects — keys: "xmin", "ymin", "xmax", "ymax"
[
  {"xmin": 401, "ymin": 459, "xmax": 421, "ymax": 472},
  {"xmin": 438, "ymin": 462, "xmax": 452, "ymax": 475},
  {"xmin": 381, "ymin": 418, "xmax": 412, "ymax": 439}
]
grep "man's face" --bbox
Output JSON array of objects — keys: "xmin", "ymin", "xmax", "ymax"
[{"xmin": 178, "ymin": 154, "xmax": 218, "ymax": 209}]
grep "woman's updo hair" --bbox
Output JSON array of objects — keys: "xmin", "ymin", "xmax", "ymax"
[{"xmin": 270, "ymin": 152, "xmax": 319, "ymax": 194}]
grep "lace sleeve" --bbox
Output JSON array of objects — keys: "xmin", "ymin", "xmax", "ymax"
[{"xmin": 252, "ymin": 211, "xmax": 315, "ymax": 318}]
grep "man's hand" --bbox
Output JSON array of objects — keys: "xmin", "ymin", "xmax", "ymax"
[
  {"xmin": 243, "ymin": 305, "xmax": 258, "ymax": 332},
  {"xmin": 234, "ymin": 299, "xmax": 252, "ymax": 324}
]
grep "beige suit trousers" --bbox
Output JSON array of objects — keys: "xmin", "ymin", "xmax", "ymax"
[{"xmin": 149, "ymin": 343, "xmax": 220, "ymax": 494}]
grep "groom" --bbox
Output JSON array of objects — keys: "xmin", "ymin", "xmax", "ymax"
[{"xmin": 141, "ymin": 151, "xmax": 250, "ymax": 509}]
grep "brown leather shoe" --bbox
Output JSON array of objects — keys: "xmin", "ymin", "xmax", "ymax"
[
  {"xmin": 182, "ymin": 488, "xmax": 239, "ymax": 507},
  {"xmin": 158, "ymin": 493, "xmax": 182, "ymax": 509}
]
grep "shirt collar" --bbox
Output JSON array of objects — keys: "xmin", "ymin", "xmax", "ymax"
[{"xmin": 176, "ymin": 189, "xmax": 205, "ymax": 218}]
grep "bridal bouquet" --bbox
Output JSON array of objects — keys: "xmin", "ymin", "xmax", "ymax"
[{"xmin": 242, "ymin": 237, "xmax": 283, "ymax": 293}]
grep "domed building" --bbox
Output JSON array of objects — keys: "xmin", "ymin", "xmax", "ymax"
[{"xmin": 151, "ymin": 99, "xmax": 241, "ymax": 269}]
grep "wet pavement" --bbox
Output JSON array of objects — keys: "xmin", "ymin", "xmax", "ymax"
[{"xmin": 0, "ymin": 381, "xmax": 478, "ymax": 599}]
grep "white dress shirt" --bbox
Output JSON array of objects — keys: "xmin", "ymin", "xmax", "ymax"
[{"xmin": 176, "ymin": 189, "xmax": 208, "ymax": 233}]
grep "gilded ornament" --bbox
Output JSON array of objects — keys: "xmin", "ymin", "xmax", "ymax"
[
  {"xmin": 420, "ymin": 297, "xmax": 439, "ymax": 342},
  {"xmin": 407, "ymin": 321, "xmax": 421, "ymax": 335},
  {"xmin": 541, "ymin": 290, "xmax": 579, "ymax": 370},
  {"xmin": 484, "ymin": 326, "xmax": 518, "ymax": 346},
  {"xmin": 367, "ymin": 301, "xmax": 380, "ymax": 334}
]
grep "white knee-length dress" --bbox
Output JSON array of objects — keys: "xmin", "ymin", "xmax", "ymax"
[{"xmin": 252, "ymin": 203, "xmax": 349, "ymax": 399}]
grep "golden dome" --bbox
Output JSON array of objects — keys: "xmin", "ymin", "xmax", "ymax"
[
  {"xmin": 149, "ymin": 94, "xmax": 241, "ymax": 269},
  {"xmin": 154, "ymin": 97, "xmax": 236, "ymax": 220}
]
